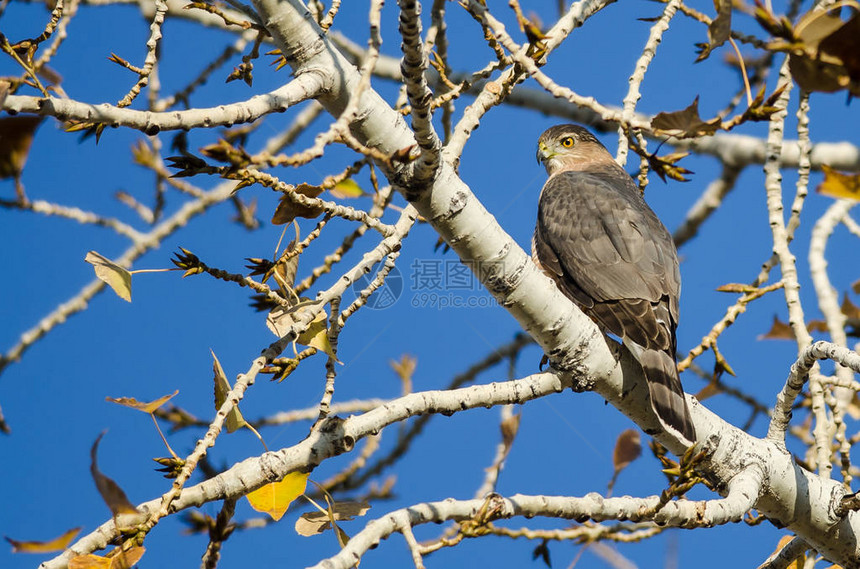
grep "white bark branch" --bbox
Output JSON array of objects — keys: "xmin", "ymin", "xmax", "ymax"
[{"xmin": 3, "ymin": 76, "xmax": 322, "ymax": 133}]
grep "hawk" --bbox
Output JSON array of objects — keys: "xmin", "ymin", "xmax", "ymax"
[{"xmin": 532, "ymin": 124, "xmax": 695, "ymax": 444}]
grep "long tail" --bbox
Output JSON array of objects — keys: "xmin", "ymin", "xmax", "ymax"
[{"xmin": 637, "ymin": 348, "xmax": 695, "ymax": 444}]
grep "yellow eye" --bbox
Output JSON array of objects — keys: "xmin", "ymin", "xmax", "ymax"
[{"xmin": 560, "ymin": 137, "xmax": 575, "ymax": 148}]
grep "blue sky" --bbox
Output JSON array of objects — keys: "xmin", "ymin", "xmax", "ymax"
[{"xmin": 1, "ymin": 1, "xmax": 859, "ymax": 568}]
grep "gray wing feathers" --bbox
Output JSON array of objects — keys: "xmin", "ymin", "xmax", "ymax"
[{"xmin": 535, "ymin": 169, "xmax": 694, "ymax": 443}]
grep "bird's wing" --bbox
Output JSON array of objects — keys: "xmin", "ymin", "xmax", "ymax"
[{"xmin": 534, "ymin": 171, "xmax": 680, "ymax": 350}]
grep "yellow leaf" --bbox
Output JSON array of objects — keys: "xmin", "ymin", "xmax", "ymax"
[
  {"xmin": 246, "ymin": 471, "xmax": 309, "ymax": 521},
  {"xmin": 296, "ymin": 311, "xmax": 337, "ymax": 360},
  {"xmin": 106, "ymin": 390, "xmax": 178, "ymax": 414},
  {"xmin": 90, "ymin": 433, "xmax": 139, "ymax": 517},
  {"xmin": 68, "ymin": 554, "xmax": 112, "ymax": 569},
  {"xmin": 85, "ymin": 251, "xmax": 132, "ymax": 302},
  {"xmin": 211, "ymin": 351, "xmax": 247, "ymax": 433},
  {"xmin": 330, "ymin": 178, "xmax": 365, "ymax": 199},
  {"xmin": 817, "ymin": 165, "xmax": 860, "ymax": 200},
  {"xmin": 6, "ymin": 527, "xmax": 81, "ymax": 553}
]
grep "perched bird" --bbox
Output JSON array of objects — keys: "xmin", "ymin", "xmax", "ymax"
[{"xmin": 532, "ymin": 124, "xmax": 695, "ymax": 444}]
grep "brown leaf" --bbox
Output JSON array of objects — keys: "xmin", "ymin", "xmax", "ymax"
[
  {"xmin": 295, "ymin": 501, "xmax": 371, "ymax": 536},
  {"xmin": 271, "ymin": 240, "xmax": 299, "ymax": 294},
  {"xmin": 90, "ymin": 433, "xmax": 139, "ymax": 517},
  {"xmin": 271, "ymin": 184, "xmax": 325, "ymax": 225},
  {"xmin": 817, "ymin": 165, "xmax": 860, "ymax": 201},
  {"xmin": 389, "ymin": 354, "xmax": 417, "ymax": 383},
  {"xmin": 612, "ymin": 429, "xmax": 641, "ymax": 474},
  {"xmin": 6, "ymin": 527, "xmax": 81, "ymax": 553},
  {"xmin": 807, "ymin": 319, "xmax": 828, "ymax": 333},
  {"xmin": 106, "ymin": 390, "xmax": 178, "ymax": 414},
  {"xmin": 758, "ymin": 315, "xmax": 795, "ymax": 340},
  {"xmin": 696, "ymin": 0, "xmax": 732, "ymax": 61},
  {"xmin": 695, "ymin": 381, "xmax": 721, "ymax": 401},
  {"xmin": 500, "ymin": 413, "xmax": 522, "ymax": 452},
  {"xmin": 842, "ymin": 293, "xmax": 860, "ymax": 320},
  {"xmin": 646, "ymin": 151, "xmax": 694, "ymax": 183},
  {"xmin": 0, "ymin": 115, "xmax": 43, "ymax": 180},
  {"xmin": 85, "ymin": 251, "xmax": 132, "ymax": 302},
  {"xmin": 650, "ymin": 97, "xmax": 721, "ymax": 138},
  {"xmin": 212, "ymin": 350, "xmax": 247, "ymax": 433},
  {"xmin": 847, "ymin": 393, "xmax": 860, "ymax": 420},
  {"xmin": 788, "ymin": 9, "xmax": 860, "ymax": 96}
]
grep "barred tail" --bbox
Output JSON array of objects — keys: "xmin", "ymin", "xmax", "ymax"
[{"xmin": 638, "ymin": 348, "xmax": 695, "ymax": 444}]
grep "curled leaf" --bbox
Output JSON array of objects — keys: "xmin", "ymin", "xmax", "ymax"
[
  {"xmin": 90, "ymin": 433, "xmax": 139, "ymax": 517},
  {"xmin": 106, "ymin": 390, "xmax": 178, "ymax": 414},
  {"xmin": 651, "ymin": 97, "xmax": 721, "ymax": 138},
  {"xmin": 6, "ymin": 527, "xmax": 81, "ymax": 553},
  {"xmin": 295, "ymin": 501, "xmax": 371, "ymax": 536},
  {"xmin": 85, "ymin": 251, "xmax": 132, "ymax": 302},
  {"xmin": 212, "ymin": 351, "xmax": 247, "ymax": 433},
  {"xmin": 612, "ymin": 429, "xmax": 642, "ymax": 474}
]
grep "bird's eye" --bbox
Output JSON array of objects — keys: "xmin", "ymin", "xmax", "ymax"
[{"xmin": 560, "ymin": 137, "xmax": 575, "ymax": 148}]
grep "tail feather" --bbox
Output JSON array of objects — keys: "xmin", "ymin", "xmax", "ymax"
[{"xmin": 637, "ymin": 348, "xmax": 695, "ymax": 444}]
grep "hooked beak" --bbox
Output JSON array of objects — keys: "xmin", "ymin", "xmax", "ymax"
[{"xmin": 536, "ymin": 142, "xmax": 549, "ymax": 165}]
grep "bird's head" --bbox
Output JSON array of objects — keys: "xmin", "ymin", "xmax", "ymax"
[{"xmin": 536, "ymin": 124, "xmax": 614, "ymax": 176}]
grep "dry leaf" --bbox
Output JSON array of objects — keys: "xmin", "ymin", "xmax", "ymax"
[
  {"xmin": 6, "ymin": 527, "xmax": 81, "ymax": 553},
  {"xmin": 246, "ymin": 471, "xmax": 309, "ymax": 521},
  {"xmin": 296, "ymin": 311, "xmax": 337, "ymax": 360},
  {"xmin": 817, "ymin": 165, "xmax": 860, "ymax": 200},
  {"xmin": 612, "ymin": 429, "xmax": 642, "ymax": 473},
  {"xmin": 697, "ymin": 0, "xmax": 732, "ymax": 61},
  {"xmin": 650, "ymin": 97, "xmax": 721, "ymax": 138},
  {"xmin": 695, "ymin": 381, "xmax": 722, "ymax": 401},
  {"xmin": 847, "ymin": 393, "xmax": 860, "ymax": 420},
  {"xmin": 90, "ymin": 433, "xmax": 139, "ymax": 517},
  {"xmin": 389, "ymin": 354, "xmax": 417, "ymax": 383},
  {"xmin": 266, "ymin": 303, "xmax": 337, "ymax": 359},
  {"xmin": 842, "ymin": 293, "xmax": 860, "ymax": 319},
  {"xmin": 69, "ymin": 546, "xmax": 145, "ymax": 569},
  {"xmin": 106, "ymin": 390, "xmax": 178, "ymax": 414},
  {"xmin": 0, "ymin": 115, "xmax": 43, "ymax": 180},
  {"xmin": 212, "ymin": 351, "xmax": 247, "ymax": 433},
  {"xmin": 758, "ymin": 315, "xmax": 795, "ymax": 340},
  {"xmin": 85, "ymin": 251, "xmax": 132, "ymax": 302},
  {"xmin": 500, "ymin": 413, "xmax": 522, "ymax": 452},
  {"xmin": 271, "ymin": 184, "xmax": 325, "ymax": 225},
  {"xmin": 295, "ymin": 501, "xmax": 371, "ymax": 536},
  {"xmin": 788, "ymin": 9, "xmax": 860, "ymax": 96},
  {"xmin": 329, "ymin": 178, "xmax": 364, "ymax": 199}
]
